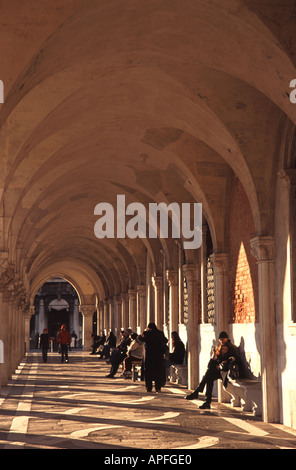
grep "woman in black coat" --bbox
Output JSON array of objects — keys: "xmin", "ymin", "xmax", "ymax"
[{"xmin": 139, "ymin": 322, "xmax": 168, "ymax": 393}]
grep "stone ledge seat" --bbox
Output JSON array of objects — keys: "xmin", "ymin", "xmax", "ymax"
[
  {"xmin": 132, "ymin": 361, "xmax": 144, "ymax": 381},
  {"xmin": 223, "ymin": 376, "xmax": 262, "ymax": 417},
  {"xmin": 168, "ymin": 364, "xmax": 188, "ymax": 386}
]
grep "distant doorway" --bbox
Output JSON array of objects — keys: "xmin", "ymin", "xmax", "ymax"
[{"xmin": 48, "ymin": 308, "xmax": 70, "ymax": 350}]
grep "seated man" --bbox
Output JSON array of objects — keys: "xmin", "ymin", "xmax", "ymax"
[
  {"xmin": 106, "ymin": 330, "xmax": 131, "ymax": 378},
  {"xmin": 185, "ymin": 331, "xmax": 241, "ymax": 409},
  {"xmin": 121, "ymin": 333, "xmax": 144, "ymax": 379}
]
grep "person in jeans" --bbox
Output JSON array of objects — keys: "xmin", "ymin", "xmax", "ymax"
[
  {"xmin": 57, "ymin": 324, "xmax": 71, "ymax": 363},
  {"xmin": 185, "ymin": 331, "xmax": 241, "ymax": 409}
]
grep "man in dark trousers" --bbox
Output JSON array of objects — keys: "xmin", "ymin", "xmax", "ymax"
[
  {"xmin": 40, "ymin": 328, "xmax": 50, "ymax": 363},
  {"xmin": 105, "ymin": 329, "xmax": 131, "ymax": 378},
  {"xmin": 139, "ymin": 322, "xmax": 168, "ymax": 393},
  {"xmin": 57, "ymin": 324, "xmax": 71, "ymax": 363},
  {"xmin": 185, "ymin": 331, "xmax": 241, "ymax": 409}
]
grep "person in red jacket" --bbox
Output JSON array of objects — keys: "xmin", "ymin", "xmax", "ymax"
[{"xmin": 57, "ymin": 325, "xmax": 71, "ymax": 363}]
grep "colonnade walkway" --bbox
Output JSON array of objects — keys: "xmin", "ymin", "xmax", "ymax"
[{"xmin": 0, "ymin": 351, "xmax": 295, "ymax": 455}]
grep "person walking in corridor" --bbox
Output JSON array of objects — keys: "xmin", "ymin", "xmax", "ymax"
[
  {"xmin": 40, "ymin": 328, "xmax": 50, "ymax": 363},
  {"xmin": 57, "ymin": 324, "xmax": 71, "ymax": 363}
]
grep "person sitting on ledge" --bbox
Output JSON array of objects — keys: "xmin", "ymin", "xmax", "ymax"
[
  {"xmin": 185, "ymin": 331, "xmax": 241, "ymax": 409},
  {"xmin": 121, "ymin": 333, "xmax": 144, "ymax": 379},
  {"xmin": 105, "ymin": 329, "xmax": 131, "ymax": 378}
]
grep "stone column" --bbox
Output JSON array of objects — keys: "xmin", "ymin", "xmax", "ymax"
[
  {"xmin": 103, "ymin": 300, "xmax": 109, "ymax": 333},
  {"xmin": 81, "ymin": 305, "xmax": 95, "ymax": 351},
  {"xmin": 128, "ymin": 289, "xmax": 137, "ymax": 332},
  {"xmin": 166, "ymin": 269, "xmax": 179, "ymax": 336},
  {"xmin": 151, "ymin": 276, "xmax": 163, "ymax": 329},
  {"xmin": 73, "ymin": 298, "xmax": 80, "ymax": 341},
  {"xmin": 121, "ymin": 293, "xmax": 129, "ymax": 331},
  {"xmin": 109, "ymin": 298, "xmax": 115, "ymax": 333},
  {"xmin": 210, "ymin": 253, "xmax": 229, "ymax": 403},
  {"xmin": 137, "ymin": 284, "xmax": 146, "ymax": 333},
  {"xmin": 250, "ymin": 236, "xmax": 280, "ymax": 423},
  {"xmin": 25, "ymin": 306, "xmax": 35, "ymax": 353},
  {"xmin": 183, "ymin": 264, "xmax": 199, "ymax": 390},
  {"xmin": 38, "ymin": 298, "xmax": 46, "ymax": 333},
  {"xmin": 97, "ymin": 301, "xmax": 104, "ymax": 334},
  {"xmin": 114, "ymin": 296, "xmax": 122, "ymax": 337},
  {"xmin": 210, "ymin": 253, "xmax": 229, "ymax": 334},
  {"xmin": 201, "ymin": 226, "xmax": 208, "ymax": 323},
  {"xmin": 0, "ymin": 291, "xmax": 10, "ymax": 386}
]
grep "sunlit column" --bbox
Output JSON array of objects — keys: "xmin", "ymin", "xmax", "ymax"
[
  {"xmin": 151, "ymin": 275, "xmax": 163, "ymax": 329},
  {"xmin": 137, "ymin": 284, "xmax": 146, "ymax": 333},
  {"xmin": 250, "ymin": 236, "xmax": 279, "ymax": 423},
  {"xmin": 81, "ymin": 305, "xmax": 95, "ymax": 351},
  {"xmin": 166, "ymin": 269, "xmax": 179, "ymax": 336},
  {"xmin": 183, "ymin": 264, "xmax": 199, "ymax": 390}
]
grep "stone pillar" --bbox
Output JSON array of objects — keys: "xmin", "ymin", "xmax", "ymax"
[
  {"xmin": 73, "ymin": 298, "xmax": 80, "ymax": 341},
  {"xmin": 38, "ymin": 298, "xmax": 46, "ymax": 333},
  {"xmin": 121, "ymin": 293, "xmax": 129, "ymax": 331},
  {"xmin": 81, "ymin": 305, "xmax": 95, "ymax": 351},
  {"xmin": 151, "ymin": 276, "xmax": 163, "ymax": 329},
  {"xmin": 210, "ymin": 253, "xmax": 229, "ymax": 403},
  {"xmin": 109, "ymin": 298, "xmax": 115, "ymax": 333},
  {"xmin": 25, "ymin": 306, "xmax": 35, "ymax": 353},
  {"xmin": 166, "ymin": 269, "xmax": 179, "ymax": 337},
  {"xmin": 210, "ymin": 253, "xmax": 229, "ymax": 335},
  {"xmin": 0, "ymin": 292, "xmax": 10, "ymax": 386},
  {"xmin": 137, "ymin": 284, "xmax": 146, "ymax": 333},
  {"xmin": 128, "ymin": 289, "xmax": 137, "ymax": 332},
  {"xmin": 183, "ymin": 264, "xmax": 199, "ymax": 390},
  {"xmin": 114, "ymin": 296, "xmax": 122, "ymax": 337},
  {"xmin": 97, "ymin": 301, "xmax": 104, "ymax": 334},
  {"xmin": 201, "ymin": 226, "xmax": 208, "ymax": 323},
  {"xmin": 103, "ymin": 300, "xmax": 109, "ymax": 333},
  {"xmin": 250, "ymin": 236, "xmax": 280, "ymax": 423}
]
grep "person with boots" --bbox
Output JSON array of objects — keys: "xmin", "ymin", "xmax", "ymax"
[{"xmin": 185, "ymin": 331, "xmax": 241, "ymax": 409}]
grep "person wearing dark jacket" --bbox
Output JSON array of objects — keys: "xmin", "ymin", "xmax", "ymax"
[
  {"xmin": 99, "ymin": 331, "xmax": 116, "ymax": 358},
  {"xmin": 40, "ymin": 328, "xmax": 50, "ymax": 363},
  {"xmin": 168, "ymin": 331, "xmax": 185, "ymax": 365},
  {"xmin": 57, "ymin": 325, "xmax": 71, "ymax": 363},
  {"xmin": 185, "ymin": 331, "xmax": 241, "ymax": 409},
  {"xmin": 105, "ymin": 330, "xmax": 131, "ymax": 378},
  {"xmin": 139, "ymin": 322, "xmax": 168, "ymax": 393}
]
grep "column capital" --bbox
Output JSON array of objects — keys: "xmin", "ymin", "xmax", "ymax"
[
  {"xmin": 80, "ymin": 305, "xmax": 95, "ymax": 317},
  {"xmin": 166, "ymin": 269, "xmax": 178, "ymax": 286},
  {"xmin": 0, "ymin": 260, "xmax": 15, "ymax": 293},
  {"xmin": 278, "ymin": 169, "xmax": 296, "ymax": 188},
  {"xmin": 210, "ymin": 253, "xmax": 229, "ymax": 274},
  {"xmin": 136, "ymin": 284, "xmax": 146, "ymax": 297},
  {"xmin": 121, "ymin": 292, "xmax": 129, "ymax": 302},
  {"xmin": 151, "ymin": 275, "xmax": 163, "ymax": 290},
  {"xmin": 183, "ymin": 264, "xmax": 198, "ymax": 283},
  {"xmin": 250, "ymin": 236, "xmax": 275, "ymax": 263},
  {"xmin": 128, "ymin": 289, "xmax": 136, "ymax": 300},
  {"xmin": 113, "ymin": 295, "xmax": 122, "ymax": 305}
]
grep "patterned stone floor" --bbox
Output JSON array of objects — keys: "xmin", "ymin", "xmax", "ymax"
[{"xmin": 0, "ymin": 351, "xmax": 295, "ymax": 458}]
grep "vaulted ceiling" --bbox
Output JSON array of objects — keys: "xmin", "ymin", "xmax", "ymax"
[{"xmin": 0, "ymin": 0, "xmax": 295, "ymax": 302}]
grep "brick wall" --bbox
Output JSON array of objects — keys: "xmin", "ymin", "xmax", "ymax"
[{"xmin": 228, "ymin": 176, "xmax": 258, "ymax": 323}]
